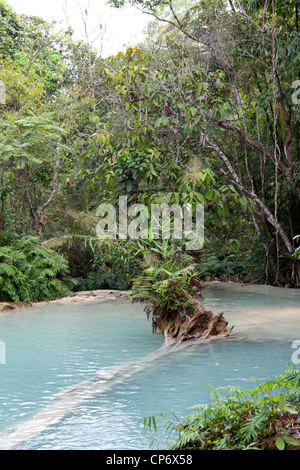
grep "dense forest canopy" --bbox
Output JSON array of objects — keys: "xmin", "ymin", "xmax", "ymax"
[{"xmin": 0, "ymin": 0, "xmax": 300, "ymax": 305}]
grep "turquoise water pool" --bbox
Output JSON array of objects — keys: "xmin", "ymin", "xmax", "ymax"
[{"xmin": 0, "ymin": 282, "xmax": 299, "ymax": 449}]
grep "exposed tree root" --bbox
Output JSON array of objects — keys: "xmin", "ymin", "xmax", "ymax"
[{"xmin": 152, "ymin": 297, "xmax": 233, "ymax": 342}]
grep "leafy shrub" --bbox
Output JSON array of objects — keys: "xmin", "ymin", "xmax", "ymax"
[
  {"xmin": 90, "ymin": 239, "xmax": 143, "ymax": 290},
  {"xmin": 200, "ymin": 253, "xmax": 253, "ymax": 281},
  {"xmin": 45, "ymin": 235, "xmax": 95, "ymax": 280},
  {"xmin": 143, "ymin": 366, "xmax": 300, "ymax": 451},
  {"xmin": 0, "ymin": 236, "xmax": 75, "ymax": 302},
  {"xmin": 45, "ymin": 235, "xmax": 144, "ymax": 291},
  {"xmin": 74, "ymin": 267, "xmax": 132, "ymax": 291},
  {"xmin": 130, "ymin": 240, "xmax": 204, "ymax": 329}
]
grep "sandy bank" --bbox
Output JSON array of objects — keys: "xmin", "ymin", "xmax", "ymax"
[{"xmin": 0, "ymin": 290, "xmax": 130, "ymax": 312}]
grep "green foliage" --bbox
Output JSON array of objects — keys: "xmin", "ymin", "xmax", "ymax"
[
  {"xmin": 0, "ymin": 57, "xmax": 45, "ymax": 114},
  {"xmin": 45, "ymin": 235, "xmax": 143, "ymax": 292},
  {"xmin": 199, "ymin": 253, "xmax": 252, "ymax": 281},
  {"xmin": 0, "ymin": 112, "xmax": 64, "ymax": 167},
  {"xmin": 0, "ymin": 1, "xmax": 26, "ymax": 60},
  {"xmin": 0, "ymin": 236, "xmax": 75, "ymax": 302},
  {"xmin": 105, "ymin": 0, "xmax": 300, "ymax": 285},
  {"xmin": 110, "ymin": 148, "xmax": 161, "ymax": 195},
  {"xmin": 0, "ymin": 0, "xmax": 299, "ymax": 288},
  {"xmin": 143, "ymin": 365, "xmax": 300, "ymax": 450},
  {"xmin": 131, "ymin": 240, "xmax": 204, "ymax": 327},
  {"xmin": 76, "ymin": 238, "xmax": 144, "ymax": 291},
  {"xmin": 0, "ymin": 111, "xmax": 67, "ymax": 234},
  {"xmin": 293, "ymin": 236, "xmax": 300, "ymax": 260}
]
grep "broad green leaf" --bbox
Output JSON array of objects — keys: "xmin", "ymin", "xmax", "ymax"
[
  {"xmin": 126, "ymin": 180, "xmax": 133, "ymax": 192},
  {"xmin": 275, "ymin": 437, "xmax": 285, "ymax": 450},
  {"xmin": 283, "ymin": 435, "xmax": 300, "ymax": 446},
  {"xmin": 279, "ymin": 392, "xmax": 286, "ymax": 413}
]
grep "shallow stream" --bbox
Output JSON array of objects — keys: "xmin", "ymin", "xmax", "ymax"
[{"xmin": 0, "ymin": 281, "xmax": 299, "ymax": 450}]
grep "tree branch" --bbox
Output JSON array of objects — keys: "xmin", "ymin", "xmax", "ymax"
[
  {"xmin": 201, "ymin": 134, "xmax": 294, "ymax": 254},
  {"xmin": 37, "ymin": 145, "xmax": 61, "ymax": 231},
  {"xmin": 216, "ymin": 119, "xmax": 300, "ymax": 201}
]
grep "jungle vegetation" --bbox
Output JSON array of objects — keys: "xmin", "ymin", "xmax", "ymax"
[
  {"xmin": 1, "ymin": 0, "xmax": 300, "ymax": 451},
  {"xmin": 0, "ymin": 0, "xmax": 299, "ymax": 301},
  {"xmin": 143, "ymin": 365, "xmax": 300, "ymax": 450}
]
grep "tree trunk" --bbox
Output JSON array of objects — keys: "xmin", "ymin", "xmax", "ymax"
[
  {"xmin": 0, "ymin": 194, "xmax": 5, "ymax": 231},
  {"xmin": 0, "ymin": 172, "xmax": 6, "ymax": 231},
  {"xmin": 201, "ymin": 135, "xmax": 294, "ymax": 255}
]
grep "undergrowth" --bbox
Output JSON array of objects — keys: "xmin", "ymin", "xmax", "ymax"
[
  {"xmin": 142, "ymin": 365, "xmax": 300, "ymax": 450},
  {"xmin": 0, "ymin": 236, "xmax": 76, "ymax": 303}
]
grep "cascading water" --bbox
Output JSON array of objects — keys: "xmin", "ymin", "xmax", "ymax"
[{"xmin": 0, "ymin": 282, "xmax": 299, "ymax": 450}]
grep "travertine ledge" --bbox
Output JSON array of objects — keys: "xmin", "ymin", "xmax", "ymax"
[{"xmin": 0, "ymin": 290, "xmax": 130, "ymax": 311}]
